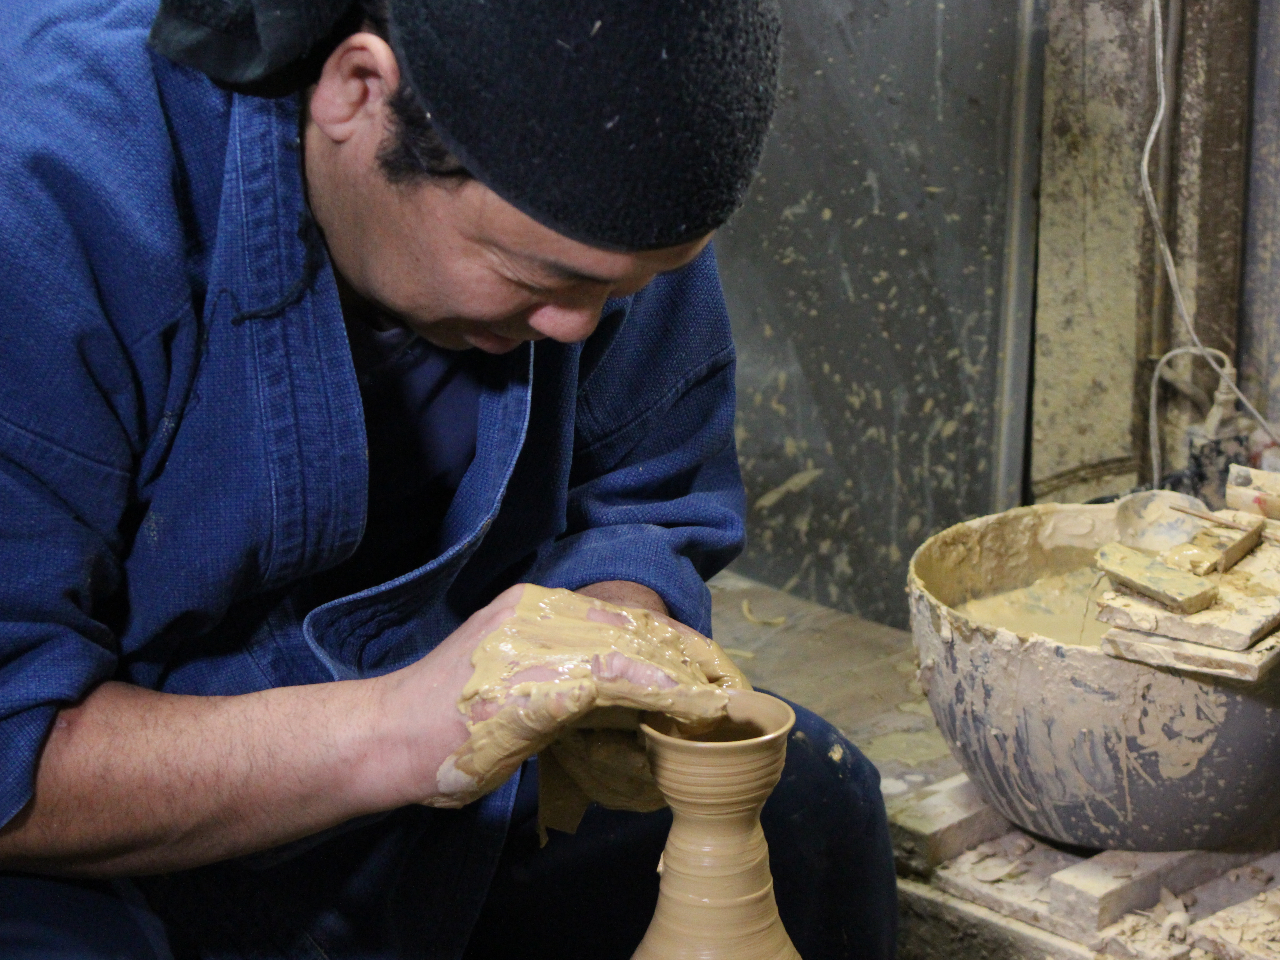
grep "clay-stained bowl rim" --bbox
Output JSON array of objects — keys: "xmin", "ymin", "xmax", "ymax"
[
  {"xmin": 906, "ymin": 501, "xmax": 1114, "ymax": 620},
  {"xmin": 640, "ymin": 690, "xmax": 796, "ymax": 753}
]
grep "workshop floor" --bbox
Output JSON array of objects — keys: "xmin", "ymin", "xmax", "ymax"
[{"xmin": 707, "ymin": 569, "xmax": 960, "ymax": 796}]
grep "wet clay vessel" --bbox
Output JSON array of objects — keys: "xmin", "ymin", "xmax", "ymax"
[{"xmin": 632, "ymin": 691, "xmax": 802, "ymax": 960}]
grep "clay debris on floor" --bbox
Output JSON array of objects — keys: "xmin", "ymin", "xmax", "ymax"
[{"xmin": 881, "ymin": 752, "xmax": 1280, "ymax": 960}]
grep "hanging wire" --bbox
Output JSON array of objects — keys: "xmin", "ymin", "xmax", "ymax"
[{"xmin": 1141, "ymin": 0, "xmax": 1280, "ymax": 485}]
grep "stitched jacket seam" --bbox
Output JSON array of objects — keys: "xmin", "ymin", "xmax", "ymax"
[{"xmin": 0, "ymin": 412, "xmax": 131, "ymax": 477}]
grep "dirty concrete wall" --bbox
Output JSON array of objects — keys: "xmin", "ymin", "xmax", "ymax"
[
  {"xmin": 1153, "ymin": 0, "xmax": 1255, "ymax": 477},
  {"xmin": 715, "ymin": 0, "xmax": 1043, "ymax": 628}
]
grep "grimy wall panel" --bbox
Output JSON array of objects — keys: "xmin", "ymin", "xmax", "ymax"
[{"xmin": 715, "ymin": 0, "xmax": 1042, "ymax": 627}]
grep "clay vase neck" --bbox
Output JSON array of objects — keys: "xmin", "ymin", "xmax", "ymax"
[{"xmin": 632, "ymin": 691, "xmax": 802, "ymax": 960}]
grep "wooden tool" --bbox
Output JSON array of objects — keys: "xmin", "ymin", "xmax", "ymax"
[
  {"xmin": 1168, "ymin": 503, "xmax": 1280, "ymax": 545},
  {"xmin": 1094, "ymin": 543, "xmax": 1218, "ymax": 615}
]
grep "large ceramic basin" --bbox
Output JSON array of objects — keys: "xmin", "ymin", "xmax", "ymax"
[{"xmin": 908, "ymin": 494, "xmax": 1280, "ymax": 851}]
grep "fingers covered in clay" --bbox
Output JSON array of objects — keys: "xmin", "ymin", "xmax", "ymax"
[
  {"xmin": 676, "ymin": 632, "xmax": 751, "ymax": 690},
  {"xmin": 430, "ymin": 677, "xmax": 597, "ymax": 807},
  {"xmin": 427, "ymin": 585, "xmax": 743, "ymax": 808},
  {"xmin": 593, "ymin": 603, "xmax": 751, "ymax": 692}
]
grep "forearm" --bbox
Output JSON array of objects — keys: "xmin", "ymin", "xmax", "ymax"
[
  {"xmin": 0, "ymin": 677, "xmax": 423, "ymax": 878},
  {"xmin": 0, "ymin": 584, "xmax": 668, "ymax": 879}
]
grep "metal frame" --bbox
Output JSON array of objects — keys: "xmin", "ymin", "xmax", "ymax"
[{"xmin": 993, "ymin": 0, "xmax": 1049, "ymax": 511}]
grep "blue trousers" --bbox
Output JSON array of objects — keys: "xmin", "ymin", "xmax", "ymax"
[{"xmin": 0, "ymin": 697, "xmax": 897, "ymax": 960}]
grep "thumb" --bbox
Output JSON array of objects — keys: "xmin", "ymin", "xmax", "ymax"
[{"xmin": 429, "ymin": 678, "xmax": 598, "ymax": 808}]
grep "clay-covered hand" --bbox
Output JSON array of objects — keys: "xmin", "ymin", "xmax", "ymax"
[{"xmin": 427, "ymin": 584, "xmax": 748, "ymax": 809}]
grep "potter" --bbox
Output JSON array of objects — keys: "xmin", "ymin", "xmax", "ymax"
[{"xmin": 0, "ymin": 0, "xmax": 899, "ymax": 957}]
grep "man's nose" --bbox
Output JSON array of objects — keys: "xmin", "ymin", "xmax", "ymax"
[{"xmin": 525, "ymin": 302, "xmax": 604, "ymax": 344}]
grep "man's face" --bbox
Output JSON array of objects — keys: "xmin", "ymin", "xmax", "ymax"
[
  {"xmin": 303, "ymin": 34, "xmax": 710, "ymax": 354},
  {"xmin": 316, "ymin": 173, "xmax": 710, "ymax": 354}
]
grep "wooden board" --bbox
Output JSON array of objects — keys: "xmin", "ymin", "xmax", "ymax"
[
  {"xmin": 888, "ymin": 773, "xmax": 1010, "ymax": 878},
  {"xmin": 1097, "ymin": 589, "xmax": 1280, "ymax": 652},
  {"xmin": 1096, "ymin": 543, "xmax": 1219, "ymax": 614},
  {"xmin": 1049, "ymin": 850, "xmax": 1255, "ymax": 934},
  {"xmin": 1101, "ymin": 627, "xmax": 1280, "ymax": 682}
]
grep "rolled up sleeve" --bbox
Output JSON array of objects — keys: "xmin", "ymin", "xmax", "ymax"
[
  {"xmin": 0, "ymin": 10, "xmax": 179, "ymax": 823},
  {"xmin": 0, "ymin": 437, "xmax": 125, "ymax": 827}
]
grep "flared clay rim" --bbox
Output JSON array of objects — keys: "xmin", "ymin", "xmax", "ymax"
[{"xmin": 640, "ymin": 690, "xmax": 796, "ymax": 750}]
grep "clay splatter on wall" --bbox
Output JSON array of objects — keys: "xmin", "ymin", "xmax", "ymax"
[{"xmin": 715, "ymin": 0, "xmax": 1032, "ymax": 628}]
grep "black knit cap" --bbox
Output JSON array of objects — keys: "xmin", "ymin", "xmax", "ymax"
[{"xmin": 151, "ymin": 0, "xmax": 781, "ymax": 251}]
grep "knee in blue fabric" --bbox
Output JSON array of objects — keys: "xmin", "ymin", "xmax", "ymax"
[
  {"xmin": 761, "ymin": 693, "xmax": 899, "ymax": 960},
  {"xmin": 0, "ymin": 874, "xmax": 173, "ymax": 960}
]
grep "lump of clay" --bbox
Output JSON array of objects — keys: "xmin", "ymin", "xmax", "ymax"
[{"xmin": 548, "ymin": 726, "xmax": 667, "ymax": 812}]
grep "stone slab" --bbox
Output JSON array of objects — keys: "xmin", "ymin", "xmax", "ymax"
[{"xmin": 1097, "ymin": 590, "xmax": 1280, "ymax": 652}]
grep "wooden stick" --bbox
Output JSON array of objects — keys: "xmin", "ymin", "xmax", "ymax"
[{"xmin": 1169, "ymin": 504, "xmax": 1280, "ymax": 545}]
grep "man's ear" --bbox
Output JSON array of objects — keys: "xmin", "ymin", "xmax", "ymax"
[{"xmin": 309, "ymin": 32, "xmax": 401, "ymax": 145}]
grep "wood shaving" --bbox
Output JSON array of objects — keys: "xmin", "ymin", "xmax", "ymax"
[{"xmin": 741, "ymin": 600, "xmax": 787, "ymax": 627}]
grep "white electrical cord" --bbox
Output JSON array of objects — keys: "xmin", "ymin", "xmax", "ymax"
[
  {"xmin": 1148, "ymin": 345, "xmax": 1232, "ymax": 483},
  {"xmin": 1141, "ymin": 0, "xmax": 1280, "ymax": 484}
]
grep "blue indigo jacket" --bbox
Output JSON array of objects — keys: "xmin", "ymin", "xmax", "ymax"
[{"xmin": 0, "ymin": 1, "xmax": 745, "ymax": 953}]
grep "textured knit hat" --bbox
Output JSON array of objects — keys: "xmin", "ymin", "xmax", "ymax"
[{"xmin": 151, "ymin": 0, "xmax": 782, "ymax": 250}]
